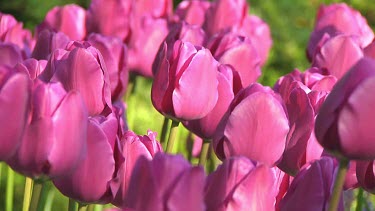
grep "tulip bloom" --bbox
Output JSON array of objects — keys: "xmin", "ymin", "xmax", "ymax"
[
  {"xmin": 111, "ymin": 130, "xmax": 163, "ymax": 208},
  {"xmin": 15, "ymin": 59, "xmax": 47, "ymax": 80},
  {"xmin": 0, "ymin": 66, "xmax": 31, "ymax": 161},
  {"xmin": 356, "ymin": 161, "xmax": 375, "ymax": 193},
  {"xmin": 8, "ymin": 80, "xmax": 88, "ymax": 178},
  {"xmin": 315, "ymin": 58, "xmax": 375, "ymax": 159},
  {"xmin": 205, "ymin": 156, "xmax": 278, "ymax": 211},
  {"xmin": 32, "ymin": 30, "xmax": 71, "ymax": 60},
  {"xmin": 0, "ymin": 43, "xmax": 24, "ymax": 67},
  {"xmin": 213, "ymin": 83, "xmax": 289, "ymax": 166},
  {"xmin": 125, "ymin": 153, "xmax": 206, "ymax": 211},
  {"xmin": 152, "ymin": 40, "xmax": 218, "ymax": 121},
  {"xmin": 174, "ymin": 0, "xmax": 211, "ymax": 27}
]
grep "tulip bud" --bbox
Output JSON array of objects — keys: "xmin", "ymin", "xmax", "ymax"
[
  {"xmin": 174, "ymin": 0, "xmax": 211, "ymax": 27},
  {"xmin": 356, "ymin": 161, "xmax": 375, "ymax": 193},
  {"xmin": 32, "ymin": 30, "xmax": 70, "ymax": 60},
  {"xmin": 15, "ymin": 59, "xmax": 48, "ymax": 80},
  {"xmin": 0, "ymin": 43, "xmax": 24, "ymax": 67}
]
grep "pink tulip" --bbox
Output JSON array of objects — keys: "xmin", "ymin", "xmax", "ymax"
[
  {"xmin": 15, "ymin": 59, "xmax": 47, "ymax": 80},
  {"xmin": 213, "ymin": 83, "xmax": 289, "ymax": 166},
  {"xmin": 312, "ymin": 35, "xmax": 363, "ymax": 80},
  {"xmin": 315, "ymin": 58, "xmax": 375, "ymax": 159},
  {"xmin": 0, "ymin": 43, "xmax": 23, "ymax": 67},
  {"xmin": 0, "ymin": 66, "xmax": 31, "ymax": 161},
  {"xmin": 8, "ymin": 80, "xmax": 88, "ymax": 178},
  {"xmin": 54, "ymin": 110, "xmax": 120, "ymax": 203},
  {"xmin": 174, "ymin": 0, "xmax": 211, "ymax": 27},
  {"xmin": 32, "ymin": 30, "xmax": 70, "ymax": 60},
  {"xmin": 183, "ymin": 64, "xmax": 234, "ymax": 139},
  {"xmin": 356, "ymin": 161, "xmax": 375, "ymax": 193},
  {"xmin": 207, "ymin": 31, "xmax": 261, "ymax": 90},
  {"xmin": 111, "ymin": 130, "xmax": 163, "ymax": 208},
  {"xmin": 42, "ymin": 41, "xmax": 112, "ymax": 116},
  {"xmin": 307, "ymin": 3, "xmax": 373, "ymax": 60},
  {"xmin": 279, "ymin": 157, "xmax": 344, "ymax": 211},
  {"xmin": 152, "ymin": 40, "xmax": 218, "ymax": 121},
  {"xmin": 130, "ymin": 0, "xmax": 172, "ymax": 20},
  {"xmin": 87, "ymin": 33, "xmax": 128, "ymax": 101},
  {"xmin": 125, "ymin": 153, "xmax": 205, "ymax": 211},
  {"xmin": 86, "ymin": 0, "xmax": 131, "ymax": 41},
  {"xmin": 205, "ymin": 156, "xmax": 278, "ymax": 211},
  {"xmin": 38, "ymin": 4, "xmax": 87, "ymax": 41}
]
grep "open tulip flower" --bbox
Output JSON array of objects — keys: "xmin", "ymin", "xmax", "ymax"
[
  {"xmin": 152, "ymin": 40, "xmax": 219, "ymax": 121},
  {"xmin": 315, "ymin": 58, "xmax": 375, "ymax": 159},
  {"xmin": 213, "ymin": 83, "xmax": 289, "ymax": 166}
]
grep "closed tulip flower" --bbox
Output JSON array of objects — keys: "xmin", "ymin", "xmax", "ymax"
[
  {"xmin": 125, "ymin": 153, "xmax": 206, "ymax": 211},
  {"xmin": 356, "ymin": 161, "xmax": 375, "ymax": 193},
  {"xmin": 0, "ymin": 43, "xmax": 24, "ymax": 67},
  {"xmin": 111, "ymin": 130, "xmax": 163, "ymax": 208},
  {"xmin": 152, "ymin": 40, "xmax": 218, "ymax": 121},
  {"xmin": 0, "ymin": 65, "xmax": 31, "ymax": 161},
  {"xmin": 15, "ymin": 58, "xmax": 47, "ymax": 80},
  {"xmin": 315, "ymin": 58, "xmax": 375, "ymax": 159},
  {"xmin": 174, "ymin": 0, "xmax": 211, "ymax": 27},
  {"xmin": 32, "ymin": 30, "xmax": 71, "ymax": 60},
  {"xmin": 213, "ymin": 83, "xmax": 289, "ymax": 166},
  {"xmin": 8, "ymin": 80, "xmax": 88, "ymax": 178}
]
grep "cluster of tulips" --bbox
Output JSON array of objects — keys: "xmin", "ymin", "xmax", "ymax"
[{"xmin": 0, "ymin": 0, "xmax": 375, "ymax": 210}]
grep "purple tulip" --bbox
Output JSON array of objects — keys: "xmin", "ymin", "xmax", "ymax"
[
  {"xmin": 0, "ymin": 43, "xmax": 23, "ymax": 67},
  {"xmin": 125, "ymin": 153, "xmax": 206, "ymax": 211},
  {"xmin": 8, "ymin": 80, "xmax": 88, "ymax": 178},
  {"xmin": 87, "ymin": 33, "xmax": 128, "ymax": 101},
  {"xmin": 42, "ymin": 41, "xmax": 112, "ymax": 116},
  {"xmin": 279, "ymin": 157, "xmax": 344, "ymax": 211},
  {"xmin": 213, "ymin": 83, "xmax": 289, "ymax": 166},
  {"xmin": 312, "ymin": 35, "xmax": 363, "ymax": 80},
  {"xmin": 307, "ymin": 3, "xmax": 373, "ymax": 60},
  {"xmin": 207, "ymin": 31, "xmax": 261, "ymax": 90},
  {"xmin": 32, "ymin": 30, "xmax": 70, "ymax": 60},
  {"xmin": 174, "ymin": 0, "xmax": 211, "ymax": 27},
  {"xmin": 356, "ymin": 161, "xmax": 375, "ymax": 193},
  {"xmin": 315, "ymin": 58, "xmax": 375, "ymax": 159},
  {"xmin": 86, "ymin": 0, "xmax": 131, "ymax": 41},
  {"xmin": 152, "ymin": 40, "xmax": 218, "ymax": 121},
  {"xmin": 205, "ymin": 156, "xmax": 278, "ymax": 211},
  {"xmin": 15, "ymin": 59, "xmax": 47, "ymax": 80},
  {"xmin": 183, "ymin": 64, "xmax": 234, "ymax": 139},
  {"xmin": 38, "ymin": 4, "xmax": 87, "ymax": 41},
  {"xmin": 53, "ymin": 110, "xmax": 120, "ymax": 203},
  {"xmin": 111, "ymin": 130, "xmax": 163, "ymax": 208},
  {"xmin": 0, "ymin": 66, "xmax": 31, "ymax": 161}
]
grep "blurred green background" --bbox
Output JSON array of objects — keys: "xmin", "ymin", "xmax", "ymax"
[{"xmin": 0, "ymin": 0, "xmax": 374, "ymax": 210}]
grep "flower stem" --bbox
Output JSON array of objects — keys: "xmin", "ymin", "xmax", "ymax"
[
  {"xmin": 328, "ymin": 158, "xmax": 349, "ymax": 211},
  {"xmin": 165, "ymin": 120, "xmax": 179, "ymax": 153},
  {"xmin": 29, "ymin": 181, "xmax": 46, "ymax": 211},
  {"xmin": 5, "ymin": 166, "xmax": 14, "ymax": 211},
  {"xmin": 78, "ymin": 203, "xmax": 87, "ymax": 211},
  {"xmin": 22, "ymin": 177, "xmax": 33, "ymax": 211},
  {"xmin": 68, "ymin": 198, "xmax": 77, "ymax": 211},
  {"xmin": 355, "ymin": 188, "xmax": 364, "ymax": 211},
  {"xmin": 198, "ymin": 140, "xmax": 210, "ymax": 168},
  {"xmin": 160, "ymin": 117, "xmax": 170, "ymax": 147}
]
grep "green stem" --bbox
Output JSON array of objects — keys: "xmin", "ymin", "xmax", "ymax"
[
  {"xmin": 198, "ymin": 140, "xmax": 210, "ymax": 168},
  {"xmin": 0, "ymin": 163, "xmax": 3, "ymax": 190},
  {"xmin": 328, "ymin": 158, "xmax": 349, "ymax": 211},
  {"xmin": 68, "ymin": 198, "xmax": 77, "ymax": 211},
  {"xmin": 160, "ymin": 117, "xmax": 170, "ymax": 147},
  {"xmin": 87, "ymin": 204, "xmax": 95, "ymax": 211},
  {"xmin": 355, "ymin": 188, "xmax": 364, "ymax": 211},
  {"xmin": 78, "ymin": 203, "xmax": 87, "ymax": 211},
  {"xmin": 22, "ymin": 177, "xmax": 33, "ymax": 211},
  {"xmin": 5, "ymin": 166, "xmax": 15, "ymax": 211},
  {"xmin": 165, "ymin": 120, "xmax": 180, "ymax": 153},
  {"xmin": 29, "ymin": 181, "xmax": 45, "ymax": 211}
]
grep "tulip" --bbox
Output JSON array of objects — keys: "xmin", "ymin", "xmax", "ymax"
[
  {"xmin": 130, "ymin": 0, "xmax": 172, "ymax": 20},
  {"xmin": 38, "ymin": 4, "xmax": 86, "ymax": 41},
  {"xmin": 205, "ymin": 156, "xmax": 278, "ymax": 211},
  {"xmin": 111, "ymin": 130, "xmax": 163, "ymax": 208},
  {"xmin": 0, "ymin": 43, "xmax": 24, "ymax": 67},
  {"xmin": 42, "ymin": 41, "xmax": 112, "ymax": 116},
  {"xmin": 356, "ymin": 161, "xmax": 375, "ymax": 193},
  {"xmin": 312, "ymin": 35, "xmax": 363, "ymax": 80},
  {"xmin": 152, "ymin": 40, "xmax": 218, "ymax": 121},
  {"xmin": 124, "ymin": 153, "xmax": 206, "ymax": 211},
  {"xmin": 32, "ymin": 30, "xmax": 70, "ymax": 60},
  {"xmin": 53, "ymin": 110, "xmax": 120, "ymax": 203},
  {"xmin": 207, "ymin": 31, "xmax": 261, "ymax": 91},
  {"xmin": 15, "ymin": 59, "xmax": 48, "ymax": 80},
  {"xmin": 0, "ymin": 65, "xmax": 31, "ymax": 161},
  {"xmin": 307, "ymin": 3, "xmax": 373, "ymax": 60},
  {"xmin": 174, "ymin": 0, "xmax": 211, "ymax": 27},
  {"xmin": 87, "ymin": 33, "xmax": 128, "ymax": 101},
  {"xmin": 315, "ymin": 58, "xmax": 375, "ymax": 159},
  {"xmin": 213, "ymin": 83, "xmax": 289, "ymax": 166},
  {"xmin": 279, "ymin": 157, "xmax": 344, "ymax": 211},
  {"xmin": 8, "ymin": 80, "xmax": 88, "ymax": 178}
]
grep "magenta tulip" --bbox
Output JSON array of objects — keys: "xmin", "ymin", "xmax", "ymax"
[
  {"xmin": 0, "ymin": 66, "xmax": 31, "ymax": 161},
  {"xmin": 32, "ymin": 30, "xmax": 70, "ymax": 60},
  {"xmin": 307, "ymin": 3, "xmax": 373, "ymax": 60},
  {"xmin": 111, "ymin": 130, "xmax": 163, "ymax": 208},
  {"xmin": 125, "ymin": 153, "xmax": 206, "ymax": 211},
  {"xmin": 205, "ymin": 156, "xmax": 278, "ymax": 211},
  {"xmin": 152, "ymin": 40, "xmax": 218, "ymax": 121},
  {"xmin": 0, "ymin": 43, "xmax": 23, "ymax": 67},
  {"xmin": 174, "ymin": 0, "xmax": 211, "ymax": 27},
  {"xmin": 315, "ymin": 58, "xmax": 375, "ymax": 159},
  {"xmin": 15, "ymin": 59, "xmax": 47, "ymax": 80},
  {"xmin": 38, "ymin": 4, "xmax": 87, "ymax": 41},
  {"xmin": 356, "ymin": 161, "xmax": 375, "ymax": 193},
  {"xmin": 207, "ymin": 31, "xmax": 261, "ymax": 90},
  {"xmin": 213, "ymin": 83, "xmax": 289, "ymax": 166},
  {"xmin": 8, "ymin": 80, "xmax": 88, "ymax": 178}
]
